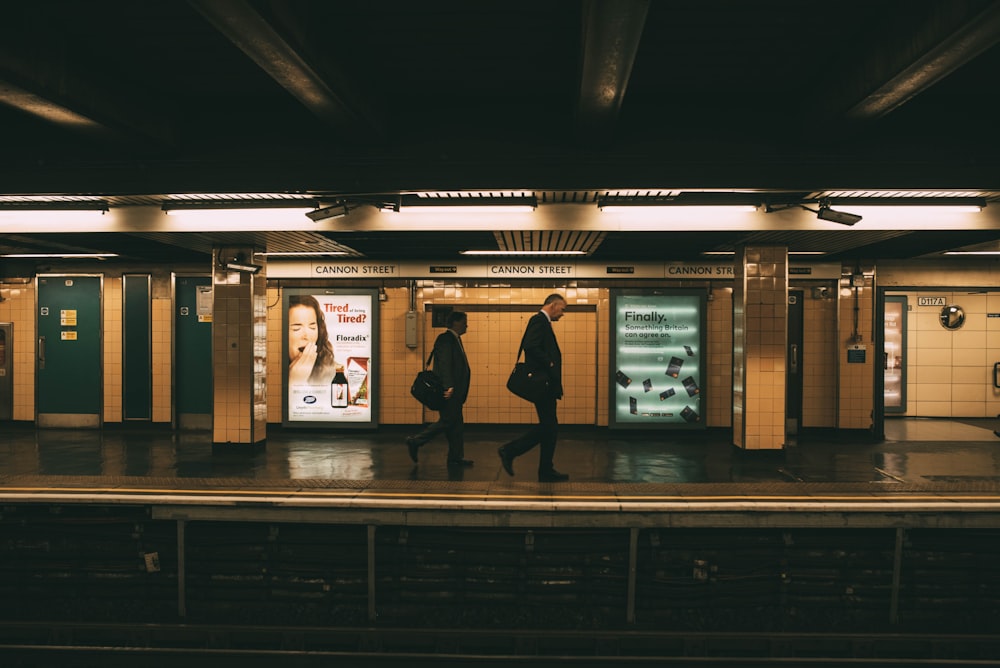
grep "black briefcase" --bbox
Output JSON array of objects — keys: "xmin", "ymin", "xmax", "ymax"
[{"xmin": 410, "ymin": 351, "xmax": 446, "ymax": 410}]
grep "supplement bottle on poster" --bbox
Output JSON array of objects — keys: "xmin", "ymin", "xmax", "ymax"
[{"xmin": 331, "ymin": 364, "xmax": 349, "ymax": 407}]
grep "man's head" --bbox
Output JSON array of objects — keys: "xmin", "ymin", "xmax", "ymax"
[
  {"xmin": 447, "ymin": 311, "xmax": 468, "ymax": 335},
  {"xmin": 541, "ymin": 293, "xmax": 567, "ymax": 321}
]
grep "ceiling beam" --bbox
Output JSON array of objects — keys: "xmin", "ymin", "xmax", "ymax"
[
  {"xmin": 0, "ymin": 42, "xmax": 175, "ymax": 146},
  {"xmin": 846, "ymin": 0, "xmax": 1000, "ymax": 120},
  {"xmin": 190, "ymin": 0, "xmax": 378, "ymax": 138},
  {"xmin": 576, "ymin": 0, "xmax": 650, "ymax": 137}
]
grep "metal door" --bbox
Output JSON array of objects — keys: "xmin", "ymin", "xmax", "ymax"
[
  {"xmin": 174, "ymin": 275, "xmax": 213, "ymax": 430},
  {"xmin": 36, "ymin": 275, "xmax": 102, "ymax": 428},
  {"xmin": 786, "ymin": 289, "xmax": 803, "ymax": 434}
]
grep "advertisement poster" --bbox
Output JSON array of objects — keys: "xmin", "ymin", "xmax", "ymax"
[
  {"xmin": 283, "ymin": 289, "xmax": 378, "ymax": 428},
  {"xmin": 610, "ymin": 290, "xmax": 706, "ymax": 429}
]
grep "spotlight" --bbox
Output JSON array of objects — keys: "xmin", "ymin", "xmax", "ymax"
[
  {"xmin": 225, "ymin": 261, "xmax": 262, "ymax": 274},
  {"xmin": 306, "ymin": 202, "xmax": 349, "ymax": 222},
  {"xmin": 817, "ymin": 205, "xmax": 863, "ymax": 226}
]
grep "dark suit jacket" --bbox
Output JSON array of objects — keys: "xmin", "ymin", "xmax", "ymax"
[
  {"xmin": 432, "ymin": 329, "xmax": 470, "ymax": 403},
  {"xmin": 521, "ymin": 311, "xmax": 562, "ymax": 400}
]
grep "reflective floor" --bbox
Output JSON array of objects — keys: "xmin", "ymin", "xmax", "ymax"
[{"xmin": 1, "ymin": 418, "xmax": 998, "ymax": 485}]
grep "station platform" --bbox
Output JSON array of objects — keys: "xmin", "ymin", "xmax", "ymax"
[{"xmin": 2, "ymin": 418, "xmax": 1000, "ymax": 529}]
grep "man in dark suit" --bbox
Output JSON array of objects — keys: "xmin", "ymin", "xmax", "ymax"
[
  {"xmin": 498, "ymin": 294, "xmax": 569, "ymax": 482},
  {"xmin": 406, "ymin": 311, "xmax": 473, "ymax": 466}
]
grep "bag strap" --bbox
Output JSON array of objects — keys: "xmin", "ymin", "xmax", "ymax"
[{"xmin": 424, "ymin": 349, "xmax": 435, "ymax": 370}]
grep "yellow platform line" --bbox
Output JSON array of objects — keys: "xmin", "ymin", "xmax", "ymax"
[{"xmin": 3, "ymin": 485, "xmax": 1000, "ymax": 504}]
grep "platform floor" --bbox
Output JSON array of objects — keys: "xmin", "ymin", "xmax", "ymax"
[{"xmin": 1, "ymin": 417, "xmax": 998, "ymax": 487}]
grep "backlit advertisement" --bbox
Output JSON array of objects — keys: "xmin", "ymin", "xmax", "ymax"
[
  {"xmin": 610, "ymin": 290, "xmax": 706, "ymax": 429},
  {"xmin": 283, "ymin": 288, "xmax": 378, "ymax": 427}
]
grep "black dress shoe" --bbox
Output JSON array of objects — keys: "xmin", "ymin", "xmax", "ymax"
[
  {"xmin": 447, "ymin": 459, "xmax": 474, "ymax": 467},
  {"xmin": 497, "ymin": 447, "xmax": 514, "ymax": 476},
  {"xmin": 405, "ymin": 437, "xmax": 420, "ymax": 463},
  {"xmin": 538, "ymin": 469, "xmax": 569, "ymax": 482}
]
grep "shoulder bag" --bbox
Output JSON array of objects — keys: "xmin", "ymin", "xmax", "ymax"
[
  {"xmin": 410, "ymin": 350, "xmax": 446, "ymax": 410},
  {"xmin": 506, "ymin": 340, "xmax": 550, "ymax": 403}
]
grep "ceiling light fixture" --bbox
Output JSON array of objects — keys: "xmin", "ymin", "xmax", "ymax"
[
  {"xmin": 0, "ymin": 253, "xmax": 118, "ymax": 259},
  {"xmin": 459, "ymin": 250, "xmax": 585, "ymax": 256},
  {"xmin": 256, "ymin": 251, "xmax": 351, "ymax": 257}
]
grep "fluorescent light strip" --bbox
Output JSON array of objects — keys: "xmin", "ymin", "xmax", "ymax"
[
  {"xmin": 256, "ymin": 252, "xmax": 351, "ymax": 257},
  {"xmin": 460, "ymin": 250, "xmax": 585, "ymax": 256},
  {"xmin": 601, "ymin": 205, "xmax": 759, "ymax": 213},
  {"xmin": 398, "ymin": 206, "xmax": 537, "ymax": 215},
  {"xmin": 1, "ymin": 253, "xmax": 118, "ymax": 259},
  {"xmin": 942, "ymin": 251, "xmax": 1000, "ymax": 255}
]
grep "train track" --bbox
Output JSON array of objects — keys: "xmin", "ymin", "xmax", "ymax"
[{"xmin": 1, "ymin": 622, "xmax": 999, "ymax": 667}]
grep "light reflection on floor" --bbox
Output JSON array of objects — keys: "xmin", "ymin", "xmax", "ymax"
[{"xmin": 0, "ymin": 419, "xmax": 998, "ymax": 485}]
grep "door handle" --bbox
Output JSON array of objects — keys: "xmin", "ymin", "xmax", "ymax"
[
  {"xmin": 790, "ymin": 344, "xmax": 798, "ymax": 374},
  {"xmin": 38, "ymin": 336, "xmax": 45, "ymax": 370},
  {"xmin": 994, "ymin": 362, "xmax": 1000, "ymax": 389}
]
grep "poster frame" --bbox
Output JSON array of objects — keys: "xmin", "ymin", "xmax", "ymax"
[
  {"xmin": 281, "ymin": 287, "xmax": 379, "ymax": 429},
  {"xmin": 609, "ymin": 288, "xmax": 707, "ymax": 430}
]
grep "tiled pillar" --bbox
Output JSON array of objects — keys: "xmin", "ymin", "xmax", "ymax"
[
  {"xmin": 838, "ymin": 264, "xmax": 874, "ymax": 429},
  {"xmin": 212, "ymin": 247, "xmax": 267, "ymax": 445},
  {"xmin": 733, "ymin": 245, "xmax": 787, "ymax": 450}
]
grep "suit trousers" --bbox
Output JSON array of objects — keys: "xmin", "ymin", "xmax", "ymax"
[
  {"xmin": 412, "ymin": 397, "xmax": 465, "ymax": 461},
  {"xmin": 503, "ymin": 395, "xmax": 559, "ymax": 473}
]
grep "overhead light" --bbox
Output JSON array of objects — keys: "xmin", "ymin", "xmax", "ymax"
[
  {"xmin": 942, "ymin": 250, "xmax": 1000, "ymax": 255},
  {"xmin": 460, "ymin": 250, "xmax": 585, "ymax": 256},
  {"xmin": 0, "ymin": 253, "xmax": 118, "ymax": 259},
  {"xmin": 165, "ymin": 206, "xmax": 315, "ymax": 226},
  {"xmin": 224, "ymin": 260, "xmax": 262, "ymax": 274},
  {"xmin": 396, "ymin": 195, "xmax": 538, "ymax": 215},
  {"xmin": 600, "ymin": 204, "xmax": 758, "ymax": 213},
  {"xmin": 256, "ymin": 251, "xmax": 351, "ymax": 257}
]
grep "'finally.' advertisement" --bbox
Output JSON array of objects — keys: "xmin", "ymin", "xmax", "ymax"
[
  {"xmin": 610, "ymin": 291, "xmax": 706, "ymax": 429},
  {"xmin": 284, "ymin": 290, "xmax": 377, "ymax": 426}
]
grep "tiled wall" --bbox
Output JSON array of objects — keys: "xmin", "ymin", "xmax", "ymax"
[
  {"xmin": 837, "ymin": 271, "xmax": 874, "ymax": 429},
  {"xmin": 265, "ymin": 283, "xmax": 734, "ymax": 428},
  {"xmin": 211, "ymin": 251, "xmax": 266, "ymax": 444},
  {"xmin": 890, "ymin": 290, "xmax": 1000, "ymax": 417},
  {"xmin": 103, "ymin": 276, "xmax": 122, "ymax": 422},
  {"xmin": 0, "ymin": 272, "xmax": 848, "ymax": 431},
  {"xmin": 733, "ymin": 246, "xmax": 788, "ymax": 449},
  {"xmin": 800, "ymin": 284, "xmax": 838, "ymax": 428},
  {"xmin": 152, "ymin": 297, "xmax": 172, "ymax": 422},
  {"xmin": 0, "ymin": 282, "xmax": 35, "ymax": 420}
]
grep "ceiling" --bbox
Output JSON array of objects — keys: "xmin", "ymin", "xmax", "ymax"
[{"xmin": 2, "ymin": 0, "xmax": 1000, "ymax": 264}]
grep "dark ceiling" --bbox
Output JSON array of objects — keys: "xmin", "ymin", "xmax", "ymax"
[{"xmin": 2, "ymin": 0, "xmax": 1000, "ymax": 264}]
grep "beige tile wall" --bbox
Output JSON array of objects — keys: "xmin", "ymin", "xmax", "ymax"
[
  {"xmin": 0, "ymin": 282, "xmax": 35, "ymax": 420},
  {"xmin": 896, "ymin": 290, "xmax": 1000, "ymax": 418},
  {"xmin": 800, "ymin": 285, "xmax": 838, "ymax": 427},
  {"xmin": 211, "ymin": 265, "xmax": 264, "ymax": 444},
  {"xmin": 152, "ymin": 297, "xmax": 172, "ymax": 422},
  {"xmin": 838, "ymin": 272, "xmax": 874, "ymax": 429},
  {"xmin": 734, "ymin": 246, "xmax": 787, "ymax": 449},
  {"xmin": 266, "ymin": 283, "xmax": 734, "ymax": 428},
  {"xmin": 103, "ymin": 276, "xmax": 122, "ymax": 422}
]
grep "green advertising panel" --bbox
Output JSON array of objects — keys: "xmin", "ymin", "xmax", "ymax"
[{"xmin": 610, "ymin": 290, "xmax": 707, "ymax": 429}]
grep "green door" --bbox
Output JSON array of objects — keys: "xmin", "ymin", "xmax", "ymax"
[
  {"xmin": 175, "ymin": 275, "xmax": 213, "ymax": 429},
  {"xmin": 36, "ymin": 275, "xmax": 102, "ymax": 428}
]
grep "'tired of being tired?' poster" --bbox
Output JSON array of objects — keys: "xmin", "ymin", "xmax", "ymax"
[
  {"xmin": 285, "ymin": 291, "xmax": 375, "ymax": 425},
  {"xmin": 610, "ymin": 292, "xmax": 705, "ymax": 428}
]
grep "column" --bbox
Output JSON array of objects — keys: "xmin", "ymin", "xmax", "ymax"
[
  {"xmin": 212, "ymin": 247, "xmax": 267, "ymax": 445},
  {"xmin": 733, "ymin": 245, "xmax": 787, "ymax": 450}
]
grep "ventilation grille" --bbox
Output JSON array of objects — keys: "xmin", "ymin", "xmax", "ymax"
[{"xmin": 494, "ymin": 230, "xmax": 606, "ymax": 255}]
